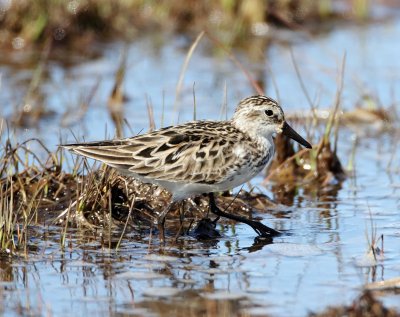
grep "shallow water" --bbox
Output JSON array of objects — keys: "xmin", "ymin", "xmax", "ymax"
[{"xmin": 1, "ymin": 10, "xmax": 400, "ymax": 317}]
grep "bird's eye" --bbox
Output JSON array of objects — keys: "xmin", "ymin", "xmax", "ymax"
[{"xmin": 265, "ymin": 109, "xmax": 273, "ymax": 116}]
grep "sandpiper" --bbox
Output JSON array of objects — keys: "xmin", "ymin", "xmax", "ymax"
[{"xmin": 62, "ymin": 95, "xmax": 312, "ymax": 240}]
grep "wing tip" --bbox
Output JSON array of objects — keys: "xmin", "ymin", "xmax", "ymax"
[{"xmin": 59, "ymin": 140, "xmax": 125, "ymax": 150}]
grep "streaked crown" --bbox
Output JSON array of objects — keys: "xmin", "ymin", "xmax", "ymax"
[
  {"xmin": 234, "ymin": 95, "xmax": 279, "ymax": 112},
  {"xmin": 232, "ymin": 95, "xmax": 285, "ymax": 137}
]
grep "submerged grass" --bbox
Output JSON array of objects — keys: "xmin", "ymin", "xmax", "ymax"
[{"xmin": 0, "ymin": 129, "xmax": 65, "ymax": 253}]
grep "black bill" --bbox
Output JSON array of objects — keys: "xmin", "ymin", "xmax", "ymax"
[{"xmin": 282, "ymin": 121, "xmax": 312, "ymax": 149}]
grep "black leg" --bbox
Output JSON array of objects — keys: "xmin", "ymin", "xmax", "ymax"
[{"xmin": 208, "ymin": 193, "xmax": 280, "ymax": 237}]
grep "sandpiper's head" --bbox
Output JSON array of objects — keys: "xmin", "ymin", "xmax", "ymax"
[{"xmin": 232, "ymin": 95, "xmax": 312, "ymax": 149}]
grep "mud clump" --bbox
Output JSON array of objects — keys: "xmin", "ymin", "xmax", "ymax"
[
  {"xmin": 310, "ymin": 291, "xmax": 400, "ymax": 317},
  {"xmin": 267, "ymin": 132, "xmax": 346, "ymax": 205}
]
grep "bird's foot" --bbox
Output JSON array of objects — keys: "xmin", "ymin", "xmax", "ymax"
[
  {"xmin": 246, "ymin": 219, "xmax": 280, "ymax": 238},
  {"xmin": 208, "ymin": 193, "xmax": 280, "ymax": 238},
  {"xmin": 193, "ymin": 218, "xmax": 221, "ymax": 240}
]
